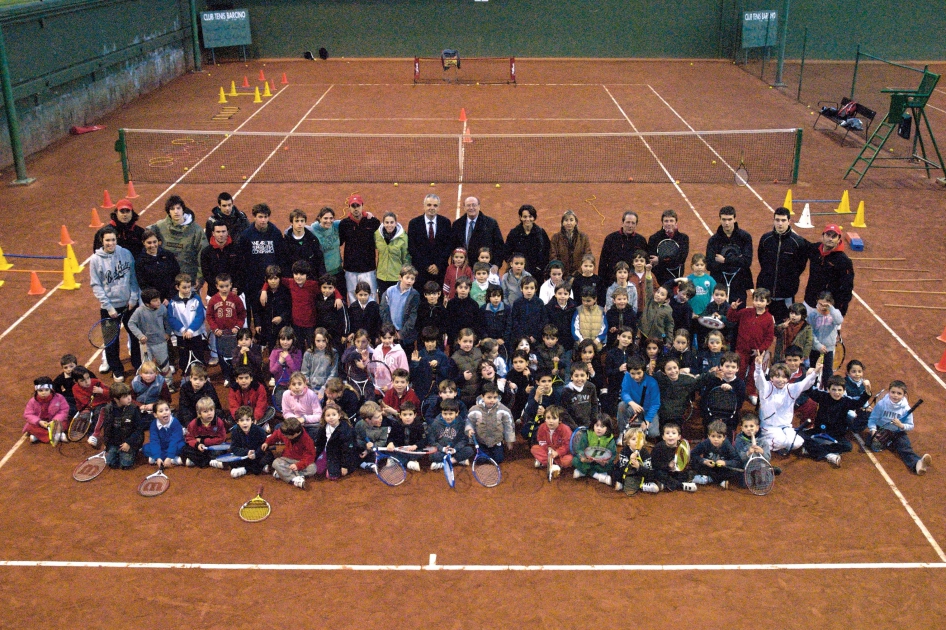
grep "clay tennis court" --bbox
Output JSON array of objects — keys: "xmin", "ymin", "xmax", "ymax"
[{"xmin": 1, "ymin": 59, "xmax": 945, "ymax": 628}]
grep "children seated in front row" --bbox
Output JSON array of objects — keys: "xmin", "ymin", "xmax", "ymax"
[
  {"xmin": 264, "ymin": 416, "xmax": 316, "ymax": 489},
  {"xmin": 690, "ymin": 420, "xmax": 741, "ymax": 489},
  {"xmin": 843, "ymin": 359, "xmax": 872, "ymax": 432},
  {"xmin": 572, "ymin": 414, "xmax": 617, "ymax": 486},
  {"xmin": 531, "ymin": 405, "xmax": 573, "ymax": 478},
  {"xmin": 314, "ymin": 402, "xmax": 358, "ymax": 480},
  {"xmin": 53, "ymin": 354, "xmax": 78, "ymax": 418},
  {"xmin": 465, "ymin": 383, "xmax": 515, "ymax": 463},
  {"xmin": 181, "ymin": 397, "xmax": 227, "ymax": 468},
  {"xmin": 354, "ymin": 401, "xmax": 392, "ymax": 471},
  {"xmin": 143, "ymin": 400, "xmax": 185, "ymax": 467},
  {"xmin": 23, "ymin": 376, "xmax": 69, "ymax": 444},
  {"xmin": 428, "ymin": 399, "xmax": 474, "ymax": 470},
  {"xmin": 387, "ymin": 402, "xmax": 428, "ymax": 472},
  {"xmin": 646, "ymin": 422, "xmax": 696, "ymax": 493},
  {"xmin": 99, "ymin": 383, "xmax": 144, "ymax": 470},
  {"xmin": 215, "ymin": 405, "xmax": 272, "ymax": 478},
  {"xmin": 281, "ymin": 371, "xmax": 322, "ymax": 440},
  {"xmin": 867, "ymin": 380, "xmax": 932, "ymax": 475},
  {"xmin": 562, "ymin": 363, "xmax": 598, "ymax": 429},
  {"xmin": 228, "ymin": 366, "xmax": 270, "ymax": 423},
  {"xmin": 733, "ymin": 412, "xmax": 777, "ymax": 484},
  {"xmin": 801, "ymin": 375, "xmax": 870, "ymax": 468}
]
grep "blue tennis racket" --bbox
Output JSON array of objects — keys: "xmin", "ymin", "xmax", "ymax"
[{"xmin": 442, "ymin": 446, "xmax": 455, "ymax": 489}]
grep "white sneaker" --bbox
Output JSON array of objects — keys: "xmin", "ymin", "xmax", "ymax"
[
  {"xmin": 59, "ymin": 433, "xmax": 68, "ymax": 443},
  {"xmin": 174, "ymin": 457, "xmax": 183, "ymax": 466},
  {"xmin": 693, "ymin": 474, "xmax": 712, "ymax": 485},
  {"xmin": 682, "ymin": 482, "xmax": 697, "ymax": 492},
  {"xmin": 292, "ymin": 475, "xmax": 306, "ymax": 489},
  {"xmin": 457, "ymin": 459, "xmax": 470, "ymax": 467},
  {"xmin": 720, "ymin": 480, "xmax": 729, "ymax": 490},
  {"xmin": 641, "ymin": 482, "xmax": 660, "ymax": 493},
  {"xmin": 231, "ymin": 467, "xmax": 247, "ymax": 478},
  {"xmin": 88, "ymin": 436, "xmax": 98, "ymax": 447},
  {"xmin": 594, "ymin": 473, "xmax": 612, "ymax": 486},
  {"xmin": 148, "ymin": 457, "xmax": 157, "ymax": 465},
  {"xmin": 273, "ymin": 470, "xmax": 280, "ymax": 479},
  {"xmin": 431, "ymin": 462, "xmax": 443, "ymax": 471},
  {"xmin": 551, "ymin": 464, "xmax": 561, "ymax": 478},
  {"xmin": 29, "ymin": 435, "xmax": 38, "ymax": 443},
  {"xmin": 917, "ymin": 454, "xmax": 931, "ymax": 475},
  {"xmin": 826, "ymin": 453, "xmax": 841, "ymax": 468},
  {"xmin": 208, "ymin": 357, "xmax": 219, "ymax": 366},
  {"xmin": 534, "ymin": 459, "xmax": 542, "ymax": 468},
  {"xmin": 574, "ymin": 469, "xmax": 585, "ymax": 479},
  {"xmin": 210, "ymin": 459, "xmax": 223, "ymax": 469},
  {"xmin": 748, "ymin": 395, "xmax": 758, "ymax": 405},
  {"xmin": 263, "ymin": 465, "xmax": 270, "ymax": 474},
  {"xmin": 99, "ymin": 358, "xmax": 111, "ymax": 374},
  {"xmin": 614, "ymin": 482, "xmax": 624, "ymax": 492},
  {"xmin": 112, "ymin": 375, "xmax": 125, "ymax": 383},
  {"xmin": 185, "ymin": 459, "xmax": 195, "ymax": 467},
  {"xmin": 407, "ymin": 460, "xmax": 421, "ymax": 472}
]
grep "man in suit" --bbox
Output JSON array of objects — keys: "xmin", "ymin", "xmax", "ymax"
[
  {"xmin": 407, "ymin": 193, "xmax": 453, "ymax": 289},
  {"xmin": 452, "ymin": 196, "xmax": 505, "ymax": 273}
]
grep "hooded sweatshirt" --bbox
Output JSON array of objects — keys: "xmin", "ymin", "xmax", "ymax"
[
  {"xmin": 90, "ymin": 245, "xmax": 140, "ymax": 311},
  {"xmin": 375, "ymin": 222, "xmax": 410, "ymax": 282},
  {"xmin": 149, "ymin": 210, "xmax": 208, "ymax": 285}
]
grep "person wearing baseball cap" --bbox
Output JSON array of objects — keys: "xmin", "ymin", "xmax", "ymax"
[
  {"xmin": 338, "ymin": 193, "xmax": 380, "ymax": 303},
  {"xmin": 803, "ymin": 223, "xmax": 854, "ymax": 316},
  {"xmin": 92, "ymin": 198, "xmax": 146, "ymax": 260}
]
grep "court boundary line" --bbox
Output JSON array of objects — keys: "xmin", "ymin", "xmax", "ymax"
[
  {"xmin": 0, "ymin": 558, "xmax": 943, "ymax": 572},
  {"xmin": 636, "ymin": 83, "xmax": 946, "ymax": 564},
  {"xmin": 305, "ymin": 117, "xmax": 626, "ymax": 122}
]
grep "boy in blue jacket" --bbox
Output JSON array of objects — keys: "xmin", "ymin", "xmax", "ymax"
[
  {"xmin": 618, "ymin": 356, "xmax": 661, "ymax": 440},
  {"xmin": 428, "ymin": 399, "xmax": 474, "ymax": 469},
  {"xmin": 167, "ymin": 273, "xmax": 207, "ymax": 377},
  {"xmin": 508, "ymin": 276, "xmax": 548, "ymax": 345},
  {"xmin": 142, "ymin": 400, "xmax": 185, "ymax": 467}
]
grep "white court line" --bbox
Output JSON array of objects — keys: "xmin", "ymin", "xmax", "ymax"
[
  {"xmin": 0, "ymin": 435, "xmax": 26, "ymax": 476},
  {"xmin": 640, "ymin": 84, "xmax": 946, "ymax": 563},
  {"xmin": 647, "ymin": 85, "xmax": 775, "ymax": 213},
  {"xmin": 0, "ymin": 559, "xmax": 943, "ymax": 572},
  {"xmin": 305, "ymin": 117, "xmax": 624, "ymax": 121},
  {"xmin": 602, "ymin": 85, "xmax": 711, "ymax": 235},
  {"xmin": 926, "ymin": 103, "xmax": 946, "ymax": 115},
  {"xmin": 456, "ymin": 119, "xmax": 467, "ymax": 219},
  {"xmin": 232, "ymin": 85, "xmax": 334, "ymax": 199}
]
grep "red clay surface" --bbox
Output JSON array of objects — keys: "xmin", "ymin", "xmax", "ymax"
[{"xmin": 1, "ymin": 59, "xmax": 945, "ymax": 628}]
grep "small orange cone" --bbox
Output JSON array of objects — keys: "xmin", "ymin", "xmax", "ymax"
[
  {"xmin": 89, "ymin": 208, "xmax": 104, "ymax": 229},
  {"xmin": 126, "ymin": 180, "xmax": 139, "ymax": 199},
  {"xmin": 58, "ymin": 225, "xmax": 75, "ymax": 246},
  {"xmin": 61, "ymin": 259, "xmax": 80, "ymax": 290},
  {"xmin": 102, "ymin": 190, "xmax": 115, "ymax": 209},
  {"xmin": 463, "ymin": 128, "xmax": 472, "ymax": 144},
  {"xmin": 28, "ymin": 271, "xmax": 46, "ymax": 295},
  {"xmin": 242, "ymin": 75, "xmax": 250, "ymax": 88},
  {"xmin": 936, "ymin": 347, "xmax": 946, "ymax": 372},
  {"xmin": 459, "ymin": 108, "xmax": 467, "ymax": 122},
  {"xmin": 280, "ymin": 72, "xmax": 288, "ymax": 84},
  {"xmin": 258, "ymin": 69, "xmax": 266, "ymax": 82},
  {"xmin": 937, "ymin": 324, "xmax": 946, "ymax": 343}
]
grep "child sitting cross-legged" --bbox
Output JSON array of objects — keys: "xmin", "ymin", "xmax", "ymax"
[
  {"xmin": 733, "ymin": 412, "xmax": 778, "ymax": 485},
  {"xmin": 218, "ymin": 405, "xmax": 272, "ymax": 478},
  {"xmin": 572, "ymin": 413, "xmax": 617, "ymax": 486},
  {"xmin": 428, "ymin": 399, "xmax": 474, "ymax": 470},
  {"xmin": 354, "ymin": 401, "xmax": 393, "ymax": 472},
  {"xmin": 181, "ymin": 397, "xmax": 227, "ymax": 468},
  {"xmin": 690, "ymin": 420, "xmax": 741, "ymax": 489},
  {"xmin": 646, "ymin": 422, "xmax": 696, "ymax": 493},
  {"xmin": 23, "ymin": 376, "xmax": 69, "ymax": 445},
  {"xmin": 755, "ymin": 351, "xmax": 822, "ymax": 456},
  {"xmin": 387, "ymin": 402, "xmax": 428, "ymax": 472},
  {"xmin": 99, "ymin": 383, "xmax": 144, "ymax": 470},
  {"xmin": 530, "ymin": 405, "xmax": 573, "ymax": 478},
  {"xmin": 142, "ymin": 400, "xmax": 185, "ymax": 467},
  {"xmin": 867, "ymin": 380, "xmax": 932, "ymax": 475},
  {"xmin": 800, "ymin": 375, "xmax": 870, "ymax": 468},
  {"xmin": 465, "ymin": 383, "xmax": 515, "ymax": 464},
  {"xmin": 264, "ymin": 416, "xmax": 316, "ymax": 488}
]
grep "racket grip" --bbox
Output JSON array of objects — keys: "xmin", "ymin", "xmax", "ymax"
[{"xmin": 171, "ymin": 335, "xmax": 178, "ymax": 347}]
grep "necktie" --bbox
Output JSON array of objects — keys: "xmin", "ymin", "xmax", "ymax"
[
  {"xmin": 467, "ymin": 219, "xmax": 475, "ymax": 247},
  {"xmin": 428, "ymin": 220, "xmax": 435, "ymax": 243}
]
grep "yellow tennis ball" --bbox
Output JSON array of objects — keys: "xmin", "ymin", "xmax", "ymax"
[
  {"xmin": 221, "ymin": 165, "xmax": 226, "ymax": 169},
  {"xmin": 889, "ymin": 148, "xmax": 894, "ymax": 152},
  {"xmin": 394, "ymin": 183, "xmax": 399, "ymax": 187},
  {"xmin": 712, "ymin": 160, "xmax": 717, "ymax": 164},
  {"xmin": 495, "ymin": 183, "xmax": 501, "ymax": 188},
  {"xmin": 242, "ymin": 176, "xmax": 247, "ymax": 180},
  {"xmin": 675, "ymin": 180, "xmax": 680, "ymax": 184},
  {"xmin": 430, "ymin": 182, "xmax": 435, "ymax": 186}
]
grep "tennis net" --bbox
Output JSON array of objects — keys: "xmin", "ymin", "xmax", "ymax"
[
  {"xmin": 117, "ymin": 127, "xmax": 802, "ymax": 184},
  {"xmin": 413, "ymin": 56, "xmax": 515, "ymax": 84}
]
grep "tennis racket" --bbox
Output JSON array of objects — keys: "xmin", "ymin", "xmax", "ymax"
[
  {"xmin": 569, "ymin": 426, "xmax": 587, "ymax": 456},
  {"xmin": 720, "ymin": 245, "xmax": 741, "ymax": 301},
  {"xmin": 697, "ymin": 315, "xmax": 726, "ymax": 330},
  {"xmin": 470, "ymin": 434, "xmax": 502, "ymax": 488},
  {"xmin": 620, "ymin": 428, "xmax": 646, "ymax": 495},
  {"xmin": 88, "ymin": 317, "xmax": 121, "ymax": 349},
  {"xmin": 68, "ymin": 410, "xmax": 93, "ymax": 442},
  {"xmin": 391, "ymin": 445, "xmax": 437, "ymax": 457},
  {"xmin": 703, "ymin": 385, "xmax": 738, "ymax": 429},
  {"xmin": 216, "ymin": 331, "xmax": 238, "ymax": 363},
  {"xmin": 547, "ymin": 447, "xmax": 558, "ymax": 481},
  {"xmin": 583, "ymin": 446, "xmax": 614, "ymax": 466},
  {"xmin": 239, "ymin": 486, "xmax": 271, "ymax": 523},
  {"xmin": 734, "ymin": 151, "xmax": 749, "ymax": 186},
  {"xmin": 809, "ymin": 424, "xmax": 839, "ymax": 445},
  {"xmin": 873, "ymin": 399, "xmax": 924, "ymax": 449},
  {"xmin": 744, "ymin": 435, "xmax": 775, "ymax": 495},
  {"xmin": 374, "ymin": 446, "xmax": 407, "ymax": 487},
  {"xmin": 206, "ymin": 443, "xmax": 232, "ymax": 453},
  {"xmin": 73, "ymin": 451, "xmax": 108, "ymax": 482},
  {"xmin": 656, "ymin": 238, "xmax": 682, "ymax": 279},
  {"xmin": 833, "ymin": 332, "xmax": 846, "ymax": 371},
  {"xmin": 674, "ymin": 439, "xmax": 690, "ymax": 472},
  {"xmin": 214, "ymin": 453, "xmax": 248, "ymax": 464},
  {"xmin": 257, "ymin": 406, "xmax": 276, "ymax": 429},
  {"xmin": 138, "ymin": 466, "xmax": 170, "ymax": 497},
  {"xmin": 48, "ymin": 419, "xmax": 62, "ymax": 446},
  {"xmin": 442, "ymin": 447, "xmax": 456, "ymax": 489}
]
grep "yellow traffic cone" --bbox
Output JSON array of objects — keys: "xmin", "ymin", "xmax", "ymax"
[
  {"xmin": 851, "ymin": 200, "xmax": 867, "ymax": 228},
  {"xmin": 61, "ymin": 258, "xmax": 80, "ymax": 290},
  {"xmin": 229, "ymin": 80, "xmax": 238, "ymax": 97},
  {"xmin": 783, "ymin": 189, "xmax": 793, "ymax": 214},
  {"xmin": 262, "ymin": 81, "xmax": 272, "ymax": 97},
  {"xmin": 218, "ymin": 87, "xmax": 228, "ymax": 104},
  {"xmin": 0, "ymin": 245, "xmax": 12, "ymax": 270},
  {"xmin": 834, "ymin": 190, "xmax": 852, "ymax": 214},
  {"xmin": 253, "ymin": 87, "xmax": 262, "ymax": 103},
  {"xmin": 66, "ymin": 244, "xmax": 84, "ymax": 273}
]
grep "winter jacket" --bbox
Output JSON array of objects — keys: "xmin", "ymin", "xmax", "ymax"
[
  {"xmin": 508, "ymin": 295, "xmax": 548, "ymax": 344},
  {"xmin": 167, "ymin": 292, "xmax": 206, "ymax": 336},
  {"xmin": 804, "ymin": 242, "xmax": 855, "ymax": 314},
  {"xmin": 135, "ymin": 248, "xmax": 180, "ymax": 302},
  {"xmin": 205, "ymin": 205, "xmax": 249, "ymax": 244},
  {"xmin": 90, "ymin": 245, "xmax": 140, "ymax": 311},
  {"xmin": 93, "ymin": 211, "xmax": 145, "ymax": 259},
  {"xmin": 706, "ymin": 223, "xmax": 754, "ymax": 302},
  {"xmin": 466, "ymin": 401, "xmax": 515, "ymax": 447},
  {"xmin": 281, "ymin": 388, "xmax": 323, "ymax": 427},
  {"xmin": 238, "ymin": 223, "xmax": 287, "ymax": 293},
  {"xmin": 283, "ymin": 226, "xmax": 326, "ymax": 279},
  {"xmin": 599, "ymin": 229, "xmax": 647, "ymax": 284},
  {"xmin": 199, "ymin": 236, "xmax": 243, "ymax": 293},
  {"xmin": 549, "ymin": 229, "xmax": 592, "ymax": 277},
  {"xmin": 310, "ymin": 219, "xmax": 342, "ymax": 275},
  {"xmin": 339, "ymin": 213, "xmax": 381, "ymax": 273},
  {"xmin": 127, "ymin": 303, "xmax": 171, "ymax": 346},
  {"xmin": 148, "ymin": 212, "xmax": 208, "ymax": 286},
  {"xmin": 375, "ymin": 223, "xmax": 410, "ymax": 282},
  {"xmin": 504, "ymin": 224, "xmax": 550, "ymax": 281},
  {"xmin": 349, "ymin": 299, "xmax": 382, "ymax": 341},
  {"xmin": 756, "ymin": 227, "xmax": 808, "ymax": 300}
]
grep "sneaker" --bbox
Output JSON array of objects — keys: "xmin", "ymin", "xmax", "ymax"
[
  {"xmin": 551, "ymin": 464, "xmax": 561, "ymax": 478},
  {"xmin": 360, "ymin": 462, "xmax": 373, "ymax": 471},
  {"xmin": 268, "ymin": 377, "xmax": 276, "ymax": 388},
  {"xmin": 748, "ymin": 395, "xmax": 758, "ymax": 405},
  {"xmin": 231, "ymin": 467, "xmax": 247, "ymax": 478},
  {"xmin": 642, "ymin": 459, "xmax": 652, "ymax": 470},
  {"xmin": 641, "ymin": 482, "xmax": 660, "ymax": 494},
  {"xmin": 112, "ymin": 374, "xmax": 125, "ymax": 383},
  {"xmin": 614, "ymin": 482, "xmax": 624, "ymax": 492},
  {"xmin": 263, "ymin": 465, "xmax": 270, "ymax": 474},
  {"xmin": 693, "ymin": 475, "xmax": 712, "ymax": 485},
  {"xmin": 210, "ymin": 459, "xmax": 224, "ymax": 469},
  {"xmin": 916, "ymin": 454, "xmax": 932, "ymax": 475},
  {"xmin": 596, "ymin": 474, "xmax": 612, "ymax": 486},
  {"xmin": 223, "ymin": 380, "xmax": 230, "ymax": 388},
  {"xmin": 29, "ymin": 435, "xmax": 38, "ymax": 443},
  {"xmin": 534, "ymin": 459, "xmax": 542, "ymax": 468},
  {"xmin": 208, "ymin": 357, "xmax": 219, "ymax": 366},
  {"xmin": 720, "ymin": 480, "xmax": 729, "ymax": 490},
  {"xmin": 148, "ymin": 457, "xmax": 157, "ymax": 465},
  {"xmin": 431, "ymin": 462, "xmax": 444, "ymax": 471},
  {"xmin": 574, "ymin": 469, "xmax": 585, "ymax": 479},
  {"xmin": 826, "ymin": 453, "xmax": 841, "ymax": 468},
  {"xmin": 99, "ymin": 358, "xmax": 111, "ymax": 374},
  {"xmin": 185, "ymin": 459, "xmax": 195, "ymax": 467},
  {"xmin": 682, "ymin": 482, "xmax": 698, "ymax": 492},
  {"xmin": 273, "ymin": 470, "xmax": 280, "ymax": 479},
  {"xmin": 871, "ymin": 440, "xmax": 884, "ymax": 453},
  {"xmin": 801, "ymin": 448, "xmax": 809, "ymax": 456},
  {"xmin": 59, "ymin": 433, "xmax": 68, "ymax": 443},
  {"xmin": 87, "ymin": 436, "xmax": 98, "ymax": 447},
  {"xmin": 292, "ymin": 475, "xmax": 306, "ymax": 489},
  {"xmin": 369, "ymin": 463, "xmax": 378, "ymax": 473},
  {"xmin": 457, "ymin": 459, "xmax": 470, "ymax": 467},
  {"xmin": 407, "ymin": 460, "xmax": 421, "ymax": 472},
  {"xmin": 173, "ymin": 457, "xmax": 183, "ymax": 466}
]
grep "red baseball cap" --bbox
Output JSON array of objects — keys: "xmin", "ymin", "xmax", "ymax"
[
  {"xmin": 115, "ymin": 199, "xmax": 134, "ymax": 211},
  {"xmin": 823, "ymin": 223, "xmax": 842, "ymax": 235},
  {"xmin": 347, "ymin": 194, "xmax": 364, "ymax": 207}
]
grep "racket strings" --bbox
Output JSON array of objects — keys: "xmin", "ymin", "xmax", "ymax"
[
  {"xmin": 473, "ymin": 459, "xmax": 501, "ymax": 486},
  {"xmin": 240, "ymin": 498, "xmax": 271, "ymax": 522},
  {"xmin": 378, "ymin": 460, "xmax": 406, "ymax": 485}
]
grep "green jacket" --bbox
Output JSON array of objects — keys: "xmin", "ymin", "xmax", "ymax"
[
  {"xmin": 149, "ymin": 212, "xmax": 208, "ymax": 285},
  {"xmin": 375, "ymin": 223, "xmax": 411, "ymax": 282}
]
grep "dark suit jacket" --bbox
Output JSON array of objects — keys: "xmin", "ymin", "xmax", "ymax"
[
  {"xmin": 451, "ymin": 213, "xmax": 505, "ymax": 264},
  {"xmin": 407, "ymin": 214, "xmax": 453, "ymax": 286}
]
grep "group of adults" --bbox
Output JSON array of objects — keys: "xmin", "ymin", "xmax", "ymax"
[{"xmin": 88, "ymin": 189, "xmax": 854, "ymax": 380}]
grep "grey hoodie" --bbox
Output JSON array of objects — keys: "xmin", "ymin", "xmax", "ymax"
[
  {"xmin": 127, "ymin": 303, "xmax": 172, "ymax": 345},
  {"xmin": 90, "ymin": 245, "xmax": 140, "ymax": 311}
]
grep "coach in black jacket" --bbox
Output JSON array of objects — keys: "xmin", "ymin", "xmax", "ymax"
[
  {"xmin": 756, "ymin": 207, "xmax": 808, "ymax": 323},
  {"xmin": 452, "ymin": 196, "xmax": 505, "ymax": 271},
  {"xmin": 407, "ymin": 193, "xmax": 454, "ymax": 288},
  {"xmin": 706, "ymin": 206, "xmax": 754, "ymax": 303},
  {"xmin": 804, "ymin": 224, "xmax": 854, "ymax": 316}
]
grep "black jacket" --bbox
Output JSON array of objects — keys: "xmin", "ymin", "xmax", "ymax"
[
  {"xmin": 647, "ymin": 229, "xmax": 690, "ymax": 287},
  {"xmin": 136, "ymin": 247, "xmax": 180, "ymax": 302},
  {"xmin": 407, "ymin": 214, "xmax": 454, "ymax": 284},
  {"xmin": 205, "ymin": 206, "xmax": 249, "ymax": 245},
  {"xmin": 314, "ymin": 421, "xmax": 358, "ymax": 476},
  {"xmin": 804, "ymin": 243, "xmax": 854, "ymax": 315},
  {"xmin": 199, "ymin": 237, "xmax": 243, "ymax": 293},
  {"xmin": 94, "ymin": 211, "xmax": 146, "ymax": 259},
  {"xmin": 283, "ymin": 227, "xmax": 326, "ymax": 279},
  {"xmin": 339, "ymin": 214, "xmax": 381, "ymax": 273},
  {"xmin": 451, "ymin": 213, "xmax": 505, "ymax": 263},
  {"xmin": 348, "ymin": 299, "xmax": 382, "ymax": 341},
  {"xmin": 504, "ymin": 224, "xmax": 551, "ymax": 281},
  {"xmin": 599, "ymin": 229, "xmax": 647, "ymax": 284},
  {"xmin": 706, "ymin": 223, "xmax": 754, "ymax": 301},
  {"xmin": 756, "ymin": 227, "xmax": 808, "ymax": 300}
]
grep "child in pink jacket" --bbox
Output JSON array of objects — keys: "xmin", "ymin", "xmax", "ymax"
[
  {"xmin": 281, "ymin": 371, "xmax": 323, "ymax": 440},
  {"xmin": 23, "ymin": 377, "xmax": 70, "ymax": 444}
]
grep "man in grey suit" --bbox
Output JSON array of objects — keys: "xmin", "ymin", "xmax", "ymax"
[{"xmin": 451, "ymin": 196, "xmax": 505, "ymax": 273}]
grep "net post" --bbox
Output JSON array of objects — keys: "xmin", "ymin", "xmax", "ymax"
[
  {"xmin": 413, "ymin": 58, "xmax": 420, "ymax": 84},
  {"xmin": 115, "ymin": 129, "xmax": 129, "ymax": 184},
  {"xmin": 851, "ymin": 44, "xmax": 860, "ymax": 101},
  {"xmin": 510, "ymin": 57, "xmax": 516, "ymax": 84},
  {"xmin": 791, "ymin": 128, "xmax": 803, "ymax": 183}
]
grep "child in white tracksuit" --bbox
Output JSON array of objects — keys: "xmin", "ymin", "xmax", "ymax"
[{"xmin": 755, "ymin": 354, "xmax": 822, "ymax": 454}]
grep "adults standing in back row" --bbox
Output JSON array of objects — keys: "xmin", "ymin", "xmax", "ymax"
[
  {"xmin": 804, "ymin": 224, "xmax": 855, "ymax": 317},
  {"xmin": 407, "ymin": 194, "xmax": 453, "ymax": 289},
  {"xmin": 504, "ymin": 204, "xmax": 550, "ymax": 282},
  {"xmin": 148, "ymin": 195, "xmax": 208, "ymax": 294},
  {"xmin": 452, "ymin": 196, "xmax": 504, "ymax": 274},
  {"xmin": 756, "ymin": 207, "xmax": 808, "ymax": 324},
  {"xmin": 598, "ymin": 210, "xmax": 647, "ymax": 285},
  {"xmin": 647, "ymin": 209, "xmax": 689, "ymax": 287},
  {"xmin": 338, "ymin": 194, "xmax": 381, "ymax": 303},
  {"xmin": 705, "ymin": 205, "xmax": 753, "ymax": 303},
  {"xmin": 238, "ymin": 204, "xmax": 286, "ymax": 333}
]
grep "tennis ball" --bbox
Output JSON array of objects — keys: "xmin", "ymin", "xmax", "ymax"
[
  {"xmin": 495, "ymin": 183, "xmax": 501, "ymax": 188},
  {"xmin": 242, "ymin": 176, "xmax": 247, "ymax": 180},
  {"xmin": 221, "ymin": 165, "xmax": 226, "ymax": 169},
  {"xmin": 430, "ymin": 183, "xmax": 435, "ymax": 186},
  {"xmin": 712, "ymin": 160, "xmax": 717, "ymax": 164},
  {"xmin": 675, "ymin": 180, "xmax": 680, "ymax": 184},
  {"xmin": 889, "ymin": 148, "xmax": 894, "ymax": 152},
  {"xmin": 394, "ymin": 183, "xmax": 399, "ymax": 187}
]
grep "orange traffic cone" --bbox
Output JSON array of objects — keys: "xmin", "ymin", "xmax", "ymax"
[
  {"xmin": 126, "ymin": 180, "xmax": 139, "ymax": 199},
  {"xmin": 463, "ymin": 128, "xmax": 472, "ymax": 144},
  {"xmin": 102, "ymin": 190, "xmax": 115, "ymax": 209},
  {"xmin": 89, "ymin": 208, "xmax": 104, "ymax": 228},
  {"xmin": 27, "ymin": 271, "xmax": 46, "ymax": 295},
  {"xmin": 242, "ymin": 75, "xmax": 250, "ymax": 88},
  {"xmin": 937, "ymin": 324, "xmax": 946, "ymax": 343},
  {"xmin": 258, "ymin": 69, "xmax": 266, "ymax": 82},
  {"xmin": 936, "ymin": 347, "xmax": 946, "ymax": 372},
  {"xmin": 58, "ymin": 225, "xmax": 75, "ymax": 246},
  {"xmin": 280, "ymin": 72, "xmax": 288, "ymax": 84},
  {"xmin": 459, "ymin": 108, "xmax": 467, "ymax": 122}
]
